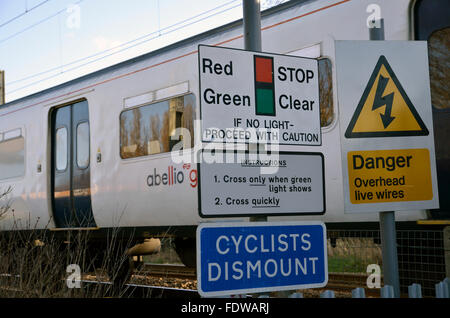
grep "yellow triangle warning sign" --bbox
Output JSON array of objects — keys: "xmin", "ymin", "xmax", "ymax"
[{"xmin": 345, "ymin": 55, "xmax": 428, "ymax": 138}]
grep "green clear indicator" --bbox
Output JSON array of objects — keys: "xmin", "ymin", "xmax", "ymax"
[
  {"xmin": 256, "ymin": 88, "xmax": 275, "ymax": 116},
  {"xmin": 254, "ymin": 56, "xmax": 275, "ymax": 116}
]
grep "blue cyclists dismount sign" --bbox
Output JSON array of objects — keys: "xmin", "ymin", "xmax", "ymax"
[{"xmin": 196, "ymin": 221, "xmax": 328, "ymax": 297}]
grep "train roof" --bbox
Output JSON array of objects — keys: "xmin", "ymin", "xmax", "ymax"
[{"xmin": 0, "ymin": 0, "xmax": 310, "ymax": 110}]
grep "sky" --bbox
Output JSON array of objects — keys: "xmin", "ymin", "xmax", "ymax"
[{"xmin": 0, "ymin": 0, "xmax": 288, "ymax": 103}]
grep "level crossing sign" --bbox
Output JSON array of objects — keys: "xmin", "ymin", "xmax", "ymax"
[{"xmin": 198, "ymin": 45, "xmax": 321, "ymax": 146}]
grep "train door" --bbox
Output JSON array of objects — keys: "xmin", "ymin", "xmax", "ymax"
[
  {"xmin": 414, "ymin": 0, "xmax": 450, "ymax": 219},
  {"xmin": 51, "ymin": 100, "xmax": 96, "ymax": 228}
]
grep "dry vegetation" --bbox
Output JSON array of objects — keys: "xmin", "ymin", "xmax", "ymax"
[
  {"xmin": 0, "ymin": 227, "xmax": 138, "ymax": 297},
  {"xmin": 0, "ymin": 187, "xmax": 137, "ymax": 297}
]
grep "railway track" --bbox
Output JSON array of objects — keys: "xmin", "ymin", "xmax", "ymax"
[
  {"xmin": 326, "ymin": 272, "xmax": 383, "ymax": 297},
  {"xmin": 1, "ymin": 266, "xmax": 383, "ymax": 298},
  {"xmin": 139, "ymin": 263, "xmax": 196, "ymax": 279},
  {"xmin": 139, "ymin": 264, "xmax": 382, "ymax": 297},
  {"xmin": 81, "ymin": 280, "xmax": 200, "ymax": 298},
  {"xmin": 0, "ymin": 272, "xmax": 199, "ymax": 298},
  {"xmin": 141, "ymin": 263, "xmax": 375, "ymax": 282}
]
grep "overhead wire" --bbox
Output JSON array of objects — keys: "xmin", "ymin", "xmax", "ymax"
[
  {"xmin": 0, "ymin": 0, "xmax": 52, "ymax": 29},
  {"xmin": 0, "ymin": 0, "xmax": 85, "ymax": 45},
  {"xmin": 7, "ymin": 0, "xmax": 240, "ymax": 86},
  {"xmin": 6, "ymin": 0, "xmax": 242, "ymax": 94}
]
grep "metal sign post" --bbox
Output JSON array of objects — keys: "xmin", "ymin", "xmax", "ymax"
[
  {"xmin": 370, "ymin": 19, "xmax": 400, "ymax": 298},
  {"xmin": 196, "ymin": 1, "xmax": 327, "ymax": 298},
  {"xmin": 243, "ymin": 0, "xmax": 261, "ymax": 52},
  {"xmin": 335, "ymin": 23, "xmax": 439, "ymax": 297},
  {"xmin": 0, "ymin": 71, "xmax": 5, "ymax": 105},
  {"xmin": 243, "ymin": 0, "xmax": 266, "ymax": 222}
]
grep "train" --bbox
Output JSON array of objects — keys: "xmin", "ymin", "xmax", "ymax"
[{"xmin": 0, "ymin": 0, "xmax": 448, "ymax": 287}]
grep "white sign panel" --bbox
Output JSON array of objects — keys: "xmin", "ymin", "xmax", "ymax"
[
  {"xmin": 198, "ymin": 151, "xmax": 325, "ymax": 217},
  {"xmin": 335, "ymin": 41, "xmax": 439, "ymax": 213},
  {"xmin": 198, "ymin": 45, "xmax": 321, "ymax": 145}
]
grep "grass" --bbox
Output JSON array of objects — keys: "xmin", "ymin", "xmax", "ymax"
[
  {"xmin": 327, "ymin": 237, "xmax": 383, "ymax": 273},
  {"xmin": 328, "ymin": 255, "xmax": 368, "ymax": 273}
]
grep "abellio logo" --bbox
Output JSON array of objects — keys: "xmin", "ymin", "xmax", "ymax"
[{"xmin": 147, "ymin": 165, "xmax": 198, "ymax": 188}]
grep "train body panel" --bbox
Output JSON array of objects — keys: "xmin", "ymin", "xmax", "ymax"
[{"xmin": 0, "ymin": 0, "xmax": 446, "ymax": 233}]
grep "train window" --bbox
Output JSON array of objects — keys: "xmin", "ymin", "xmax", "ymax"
[
  {"xmin": 56, "ymin": 127, "xmax": 68, "ymax": 171},
  {"xmin": 120, "ymin": 93, "xmax": 195, "ymax": 159},
  {"xmin": 318, "ymin": 58, "xmax": 334, "ymax": 126},
  {"xmin": 289, "ymin": 45, "xmax": 334, "ymax": 127},
  {"xmin": 428, "ymin": 28, "xmax": 449, "ymax": 109},
  {"xmin": 76, "ymin": 122, "xmax": 90, "ymax": 169},
  {"xmin": 415, "ymin": 0, "xmax": 450, "ymax": 217},
  {"xmin": 0, "ymin": 136, "xmax": 25, "ymax": 180}
]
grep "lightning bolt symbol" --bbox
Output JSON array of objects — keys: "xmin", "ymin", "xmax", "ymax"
[{"xmin": 372, "ymin": 74, "xmax": 395, "ymax": 129}]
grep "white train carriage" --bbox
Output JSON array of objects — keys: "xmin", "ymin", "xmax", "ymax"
[{"xmin": 0, "ymin": 0, "xmax": 448, "ymax": 271}]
